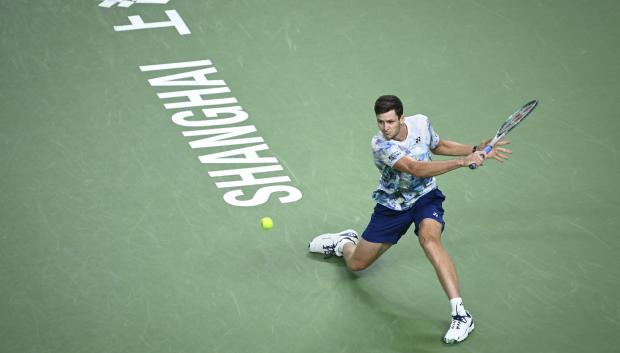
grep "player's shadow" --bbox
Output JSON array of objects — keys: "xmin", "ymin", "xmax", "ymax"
[
  {"xmin": 306, "ymin": 253, "xmax": 448, "ymax": 352},
  {"xmin": 348, "ymin": 276, "xmax": 447, "ymax": 352},
  {"xmin": 305, "ymin": 252, "xmax": 349, "ymax": 265}
]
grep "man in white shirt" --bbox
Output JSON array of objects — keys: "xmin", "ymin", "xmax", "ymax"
[{"xmin": 309, "ymin": 95, "xmax": 511, "ymax": 344}]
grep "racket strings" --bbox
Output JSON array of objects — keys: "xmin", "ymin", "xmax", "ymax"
[{"xmin": 499, "ymin": 103, "xmax": 537, "ymax": 135}]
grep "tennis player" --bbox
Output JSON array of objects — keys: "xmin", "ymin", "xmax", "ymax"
[{"xmin": 309, "ymin": 95, "xmax": 511, "ymax": 344}]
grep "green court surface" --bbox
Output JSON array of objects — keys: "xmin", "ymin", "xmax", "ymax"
[{"xmin": 1, "ymin": 1, "xmax": 619, "ymax": 352}]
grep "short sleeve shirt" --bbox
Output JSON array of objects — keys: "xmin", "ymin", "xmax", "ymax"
[{"xmin": 371, "ymin": 114, "xmax": 440, "ymax": 211}]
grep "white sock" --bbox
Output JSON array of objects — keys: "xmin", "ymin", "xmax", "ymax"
[
  {"xmin": 335, "ymin": 238, "xmax": 354, "ymax": 256},
  {"xmin": 450, "ymin": 297, "xmax": 467, "ymax": 317}
]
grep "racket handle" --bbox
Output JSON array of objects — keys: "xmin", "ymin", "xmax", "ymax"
[
  {"xmin": 468, "ymin": 162, "xmax": 481, "ymax": 170},
  {"xmin": 468, "ymin": 145, "xmax": 493, "ymax": 170}
]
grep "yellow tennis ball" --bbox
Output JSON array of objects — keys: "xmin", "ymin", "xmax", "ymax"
[{"xmin": 260, "ymin": 217, "xmax": 274, "ymax": 230}]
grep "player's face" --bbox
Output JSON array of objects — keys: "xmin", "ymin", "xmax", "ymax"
[{"xmin": 376, "ymin": 110, "xmax": 403, "ymax": 140}]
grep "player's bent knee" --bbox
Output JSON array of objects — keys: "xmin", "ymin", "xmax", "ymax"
[
  {"xmin": 418, "ymin": 234, "xmax": 442, "ymax": 252},
  {"xmin": 419, "ymin": 218, "xmax": 443, "ymax": 233},
  {"xmin": 419, "ymin": 233, "xmax": 437, "ymax": 244},
  {"xmin": 418, "ymin": 221, "xmax": 443, "ymax": 245},
  {"xmin": 346, "ymin": 259, "xmax": 371, "ymax": 272}
]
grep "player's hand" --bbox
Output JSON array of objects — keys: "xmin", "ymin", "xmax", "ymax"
[
  {"xmin": 484, "ymin": 140, "xmax": 512, "ymax": 162},
  {"xmin": 476, "ymin": 139, "xmax": 492, "ymax": 152},
  {"xmin": 464, "ymin": 151, "xmax": 486, "ymax": 168}
]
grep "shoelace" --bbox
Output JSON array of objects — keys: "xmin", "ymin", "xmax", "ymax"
[
  {"xmin": 322, "ymin": 244, "xmax": 336, "ymax": 258},
  {"xmin": 450, "ymin": 314, "xmax": 468, "ymax": 330},
  {"xmin": 322, "ymin": 235, "xmax": 356, "ymax": 258}
]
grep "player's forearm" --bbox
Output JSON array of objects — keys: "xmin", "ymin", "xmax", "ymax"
[
  {"xmin": 405, "ymin": 158, "xmax": 465, "ymax": 178},
  {"xmin": 432, "ymin": 140, "xmax": 474, "ymax": 156}
]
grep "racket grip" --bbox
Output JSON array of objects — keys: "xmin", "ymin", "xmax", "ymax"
[{"xmin": 468, "ymin": 145, "xmax": 493, "ymax": 170}]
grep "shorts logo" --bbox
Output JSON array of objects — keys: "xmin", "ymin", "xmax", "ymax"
[{"xmin": 433, "ymin": 212, "xmax": 439, "ymax": 218}]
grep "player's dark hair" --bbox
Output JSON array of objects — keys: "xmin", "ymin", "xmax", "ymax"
[{"xmin": 374, "ymin": 95, "xmax": 403, "ymax": 117}]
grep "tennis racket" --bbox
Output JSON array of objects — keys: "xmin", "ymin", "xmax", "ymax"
[{"xmin": 469, "ymin": 99, "xmax": 539, "ymax": 169}]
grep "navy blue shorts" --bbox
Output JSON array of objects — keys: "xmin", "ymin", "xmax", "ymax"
[{"xmin": 361, "ymin": 188, "xmax": 446, "ymax": 244}]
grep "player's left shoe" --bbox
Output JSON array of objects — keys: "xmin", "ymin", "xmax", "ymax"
[
  {"xmin": 308, "ymin": 229, "xmax": 358, "ymax": 258},
  {"xmin": 442, "ymin": 311, "xmax": 474, "ymax": 344}
]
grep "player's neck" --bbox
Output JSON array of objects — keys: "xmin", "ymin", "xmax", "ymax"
[{"xmin": 393, "ymin": 122, "xmax": 408, "ymax": 141}]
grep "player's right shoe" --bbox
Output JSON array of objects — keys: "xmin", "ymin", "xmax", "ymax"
[
  {"xmin": 308, "ymin": 229, "xmax": 358, "ymax": 258},
  {"xmin": 442, "ymin": 311, "xmax": 475, "ymax": 344}
]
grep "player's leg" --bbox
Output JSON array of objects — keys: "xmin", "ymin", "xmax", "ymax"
[
  {"xmin": 341, "ymin": 239, "xmax": 391, "ymax": 271},
  {"xmin": 340, "ymin": 202, "xmax": 412, "ymax": 271},
  {"xmin": 417, "ymin": 219, "xmax": 460, "ymax": 299},
  {"xmin": 412, "ymin": 189, "xmax": 474, "ymax": 343},
  {"xmin": 308, "ymin": 230, "xmax": 393, "ymax": 271},
  {"xmin": 417, "ymin": 218, "xmax": 474, "ymax": 344},
  {"xmin": 308, "ymin": 203, "xmax": 405, "ymax": 270},
  {"xmin": 417, "ymin": 219, "xmax": 474, "ymax": 344}
]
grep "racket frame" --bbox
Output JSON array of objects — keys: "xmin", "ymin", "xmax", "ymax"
[{"xmin": 469, "ymin": 99, "xmax": 538, "ymax": 169}]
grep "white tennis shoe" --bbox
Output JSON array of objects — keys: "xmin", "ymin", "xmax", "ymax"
[
  {"xmin": 308, "ymin": 229, "xmax": 358, "ymax": 258},
  {"xmin": 442, "ymin": 311, "xmax": 474, "ymax": 344}
]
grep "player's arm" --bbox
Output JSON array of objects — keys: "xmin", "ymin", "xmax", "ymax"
[
  {"xmin": 432, "ymin": 139, "xmax": 513, "ymax": 162},
  {"xmin": 430, "ymin": 139, "xmax": 476, "ymax": 156},
  {"xmin": 392, "ymin": 154, "xmax": 485, "ymax": 178}
]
